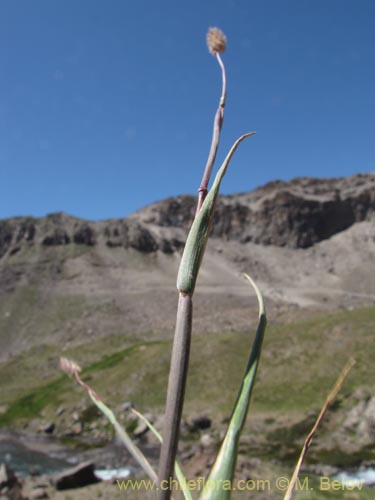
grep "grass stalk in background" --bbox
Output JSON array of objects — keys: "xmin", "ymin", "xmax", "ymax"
[
  {"xmin": 283, "ymin": 358, "xmax": 356, "ymax": 500},
  {"xmin": 60, "ymin": 357, "xmax": 193, "ymax": 500},
  {"xmin": 59, "ymin": 357, "xmax": 157, "ymax": 482}
]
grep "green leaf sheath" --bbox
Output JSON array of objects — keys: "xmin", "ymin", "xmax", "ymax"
[
  {"xmin": 177, "ymin": 133, "xmax": 255, "ymax": 296},
  {"xmin": 199, "ymin": 275, "xmax": 267, "ymax": 500}
]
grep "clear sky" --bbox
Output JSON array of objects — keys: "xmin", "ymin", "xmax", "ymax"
[{"xmin": 1, "ymin": 0, "xmax": 374, "ymax": 220}]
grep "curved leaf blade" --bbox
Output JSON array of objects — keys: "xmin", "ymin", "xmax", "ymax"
[
  {"xmin": 199, "ymin": 274, "xmax": 267, "ymax": 500},
  {"xmin": 177, "ymin": 133, "xmax": 255, "ymax": 295}
]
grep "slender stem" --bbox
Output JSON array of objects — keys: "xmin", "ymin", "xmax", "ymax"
[
  {"xmin": 157, "ymin": 294, "xmax": 192, "ymax": 500},
  {"xmin": 196, "ymin": 53, "xmax": 227, "ymax": 213},
  {"xmin": 158, "ymin": 51, "xmax": 226, "ymax": 499}
]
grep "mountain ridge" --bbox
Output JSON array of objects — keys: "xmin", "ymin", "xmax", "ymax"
[{"xmin": 1, "ymin": 173, "xmax": 374, "ymax": 261}]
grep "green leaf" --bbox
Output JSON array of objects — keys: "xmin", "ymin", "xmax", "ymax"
[
  {"xmin": 199, "ymin": 274, "xmax": 267, "ymax": 500},
  {"xmin": 132, "ymin": 409, "xmax": 193, "ymax": 500},
  {"xmin": 177, "ymin": 133, "xmax": 255, "ymax": 295}
]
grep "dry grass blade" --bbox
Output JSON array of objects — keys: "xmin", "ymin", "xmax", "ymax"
[{"xmin": 283, "ymin": 358, "xmax": 356, "ymax": 500}]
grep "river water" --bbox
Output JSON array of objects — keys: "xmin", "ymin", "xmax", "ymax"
[
  {"xmin": 334, "ymin": 468, "xmax": 375, "ymax": 487},
  {"xmin": 1, "ymin": 431, "xmax": 374, "ymax": 486},
  {"xmin": 0, "ymin": 434, "xmax": 77, "ymax": 476},
  {"xmin": 0, "ymin": 430, "xmax": 153, "ymax": 478}
]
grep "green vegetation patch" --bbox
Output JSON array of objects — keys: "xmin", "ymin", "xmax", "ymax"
[
  {"xmin": 0, "ymin": 307, "xmax": 373, "ymax": 437},
  {"xmin": 0, "ymin": 376, "xmax": 67, "ymax": 426}
]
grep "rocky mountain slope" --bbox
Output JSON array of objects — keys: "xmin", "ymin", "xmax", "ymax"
[
  {"xmin": 1, "ymin": 173, "xmax": 374, "ymax": 258},
  {"xmin": 0, "ymin": 173, "xmax": 374, "ymax": 360}
]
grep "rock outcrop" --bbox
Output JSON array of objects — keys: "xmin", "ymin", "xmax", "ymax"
[
  {"xmin": 0, "ymin": 463, "xmax": 25, "ymax": 500},
  {"xmin": 0, "ymin": 174, "xmax": 374, "ymax": 260},
  {"xmin": 51, "ymin": 462, "xmax": 100, "ymax": 490},
  {"xmin": 136, "ymin": 173, "xmax": 375, "ymax": 248}
]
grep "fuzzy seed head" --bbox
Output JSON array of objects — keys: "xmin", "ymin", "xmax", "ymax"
[
  {"xmin": 207, "ymin": 27, "xmax": 227, "ymax": 55},
  {"xmin": 60, "ymin": 357, "xmax": 81, "ymax": 376}
]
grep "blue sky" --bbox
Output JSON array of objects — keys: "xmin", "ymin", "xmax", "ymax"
[{"xmin": 1, "ymin": 0, "xmax": 374, "ymax": 220}]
